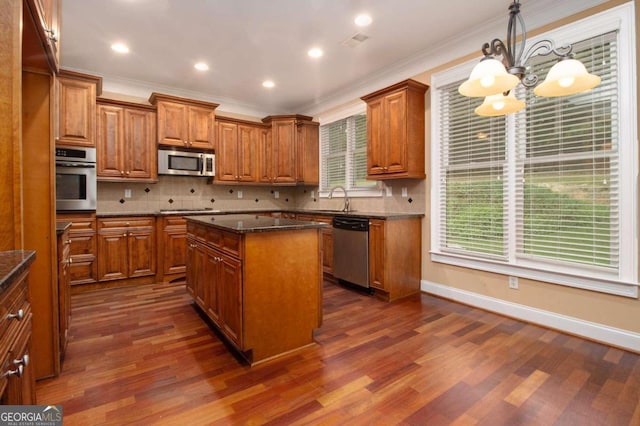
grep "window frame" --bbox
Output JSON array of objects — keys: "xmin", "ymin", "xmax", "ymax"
[
  {"xmin": 430, "ymin": 3, "xmax": 638, "ymax": 297},
  {"xmin": 318, "ymin": 103, "xmax": 382, "ymax": 198}
]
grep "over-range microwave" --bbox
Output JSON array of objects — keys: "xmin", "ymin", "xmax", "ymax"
[{"xmin": 158, "ymin": 149, "xmax": 215, "ymax": 177}]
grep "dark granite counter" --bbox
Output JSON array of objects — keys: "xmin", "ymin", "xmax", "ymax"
[
  {"xmin": 98, "ymin": 208, "xmax": 423, "ymax": 220},
  {"xmin": 184, "ymin": 214, "xmax": 329, "ymax": 233},
  {"xmin": 0, "ymin": 250, "xmax": 36, "ymax": 293},
  {"xmin": 56, "ymin": 222, "xmax": 71, "ymax": 235}
]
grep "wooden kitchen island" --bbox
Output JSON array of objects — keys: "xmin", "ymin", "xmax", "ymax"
[{"xmin": 185, "ymin": 214, "xmax": 326, "ymax": 365}]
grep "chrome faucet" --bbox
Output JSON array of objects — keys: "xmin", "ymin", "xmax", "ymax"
[{"xmin": 328, "ymin": 185, "xmax": 350, "ymax": 212}]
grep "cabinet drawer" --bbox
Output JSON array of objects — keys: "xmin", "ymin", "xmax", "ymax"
[
  {"xmin": 297, "ymin": 214, "xmax": 332, "ymax": 224},
  {"xmin": 98, "ymin": 217, "xmax": 155, "ymax": 229},
  {"xmin": 0, "ymin": 275, "xmax": 29, "ymax": 343},
  {"xmin": 163, "ymin": 216, "xmax": 187, "ymax": 228}
]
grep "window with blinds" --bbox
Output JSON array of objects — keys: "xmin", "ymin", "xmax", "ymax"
[
  {"xmin": 320, "ymin": 113, "xmax": 374, "ymax": 192},
  {"xmin": 431, "ymin": 3, "xmax": 636, "ymax": 296}
]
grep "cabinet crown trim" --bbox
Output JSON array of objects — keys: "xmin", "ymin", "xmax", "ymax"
[
  {"xmin": 148, "ymin": 92, "xmax": 219, "ymax": 110},
  {"xmin": 97, "ymin": 97, "xmax": 156, "ymax": 111},
  {"xmin": 59, "ymin": 69, "xmax": 103, "ymax": 95},
  {"xmin": 261, "ymin": 114, "xmax": 315, "ymax": 124},
  {"xmin": 360, "ymin": 78, "xmax": 429, "ymax": 102}
]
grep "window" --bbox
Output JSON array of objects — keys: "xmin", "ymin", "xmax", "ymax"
[
  {"xmin": 431, "ymin": 4, "xmax": 637, "ymax": 297},
  {"xmin": 320, "ymin": 110, "xmax": 379, "ymax": 195}
]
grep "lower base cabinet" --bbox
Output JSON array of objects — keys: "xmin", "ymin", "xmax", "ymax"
[
  {"xmin": 158, "ymin": 216, "xmax": 188, "ymax": 282},
  {"xmin": 186, "ymin": 220, "xmax": 321, "ymax": 364},
  {"xmin": 56, "ymin": 226, "xmax": 71, "ymax": 361}
]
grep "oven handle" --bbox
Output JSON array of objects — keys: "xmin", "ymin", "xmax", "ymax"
[{"xmin": 56, "ymin": 162, "xmax": 96, "ymax": 168}]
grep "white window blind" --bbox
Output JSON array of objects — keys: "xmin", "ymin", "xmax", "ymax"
[
  {"xmin": 320, "ymin": 113, "xmax": 374, "ymax": 192},
  {"xmin": 431, "ymin": 4, "xmax": 637, "ymax": 296},
  {"xmin": 516, "ymin": 32, "xmax": 619, "ymax": 269}
]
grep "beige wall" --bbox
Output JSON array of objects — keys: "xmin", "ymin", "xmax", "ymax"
[{"xmin": 413, "ymin": 0, "xmax": 640, "ymax": 336}]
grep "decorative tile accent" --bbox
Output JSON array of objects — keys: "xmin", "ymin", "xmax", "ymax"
[
  {"xmin": 119, "ymin": 198, "xmax": 125, "ymax": 204},
  {"xmin": 168, "ymin": 198, "xmax": 174, "ymax": 204},
  {"xmin": 144, "ymin": 188, "xmax": 150, "ymax": 193},
  {"xmin": 229, "ymin": 189, "xmax": 234, "ymax": 194},
  {"xmin": 313, "ymin": 198, "xmax": 317, "ymax": 202},
  {"xmin": 255, "ymin": 198, "xmax": 259, "ymax": 203},
  {"xmin": 408, "ymin": 198, "xmax": 413, "ymax": 203},
  {"xmin": 285, "ymin": 198, "xmax": 289, "ymax": 202},
  {"xmin": 190, "ymin": 188, "xmax": 195, "ymax": 194},
  {"xmin": 270, "ymin": 190, "xmax": 274, "ymax": 194},
  {"xmin": 210, "ymin": 198, "xmax": 215, "ymax": 203}
]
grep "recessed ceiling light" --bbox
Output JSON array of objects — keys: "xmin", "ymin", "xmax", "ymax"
[
  {"xmin": 262, "ymin": 80, "xmax": 275, "ymax": 88},
  {"xmin": 194, "ymin": 62, "xmax": 209, "ymax": 71},
  {"xmin": 308, "ymin": 47, "xmax": 323, "ymax": 58},
  {"xmin": 111, "ymin": 43, "xmax": 130, "ymax": 54},
  {"xmin": 354, "ymin": 14, "xmax": 372, "ymax": 27}
]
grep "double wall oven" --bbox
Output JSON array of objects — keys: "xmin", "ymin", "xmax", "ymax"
[{"xmin": 55, "ymin": 146, "xmax": 97, "ymax": 211}]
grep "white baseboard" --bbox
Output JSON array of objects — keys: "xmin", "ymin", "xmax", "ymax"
[{"xmin": 421, "ymin": 280, "xmax": 640, "ymax": 353}]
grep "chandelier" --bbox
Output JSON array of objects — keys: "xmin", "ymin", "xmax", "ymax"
[{"xmin": 458, "ymin": 0, "xmax": 601, "ymax": 117}]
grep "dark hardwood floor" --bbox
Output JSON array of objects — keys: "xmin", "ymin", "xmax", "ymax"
[{"xmin": 36, "ymin": 281, "xmax": 640, "ymax": 425}]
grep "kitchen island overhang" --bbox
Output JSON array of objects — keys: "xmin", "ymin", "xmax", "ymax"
[{"xmin": 185, "ymin": 214, "xmax": 327, "ymax": 365}]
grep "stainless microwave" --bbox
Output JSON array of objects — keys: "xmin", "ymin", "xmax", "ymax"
[{"xmin": 158, "ymin": 149, "xmax": 215, "ymax": 177}]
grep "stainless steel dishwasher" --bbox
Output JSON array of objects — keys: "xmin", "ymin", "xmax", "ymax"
[{"xmin": 332, "ymin": 216, "xmax": 370, "ymax": 290}]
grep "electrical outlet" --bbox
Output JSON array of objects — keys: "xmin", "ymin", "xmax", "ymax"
[
  {"xmin": 124, "ymin": 189, "xmax": 132, "ymax": 198},
  {"xmin": 402, "ymin": 187, "xmax": 408, "ymax": 197},
  {"xmin": 385, "ymin": 186, "xmax": 392, "ymax": 197},
  {"xmin": 508, "ymin": 276, "xmax": 519, "ymax": 289},
  {"xmin": 237, "ymin": 190, "xmax": 243, "ymax": 199},
  {"xmin": 274, "ymin": 191, "xmax": 280, "ymax": 199},
  {"xmin": 311, "ymin": 190, "xmax": 315, "ymax": 199}
]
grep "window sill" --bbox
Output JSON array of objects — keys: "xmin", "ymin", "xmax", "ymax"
[{"xmin": 430, "ymin": 251, "xmax": 638, "ymax": 298}]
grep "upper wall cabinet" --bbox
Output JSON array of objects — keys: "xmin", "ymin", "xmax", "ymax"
[
  {"xmin": 261, "ymin": 115, "xmax": 319, "ymax": 185},
  {"xmin": 216, "ymin": 117, "xmax": 265, "ymax": 183},
  {"xmin": 23, "ymin": 0, "xmax": 61, "ymax": 73},
  {"xmin": 96, "ymin": 98, "xmax": 157, "ymax": 182},
  {"xmin": 149, "ymin": 93, "xmax": 218, "ymax": 150},
  {"xmin": 56, "ymin": 70, "xmax": 102, "ymax": 147},
  {"xmin": 361, "ymin": 79, "xmax": 428, "ymax": 180}
]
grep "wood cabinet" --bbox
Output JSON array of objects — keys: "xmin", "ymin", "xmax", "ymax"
[
  {"xmin": 0, "ymin": 252, "xmax": 36, "ymax": 405},
  {"xmin": 361, "ymin": 79, "xmax": 428, "ymax": 179},
  {"xmin": 158, "ymin": 215, "xmax": 188, "ymax": 282},
  {"xmin": 216, "ymin": 117, "xmax": 263, "ymax": 183},
  {"xmin": 186, "ymin": 219, "xmax": 321, "ymax": 364},
  {"xmin": 149, "ymin": 93, "xmax": 218, "ymax": 150},
  {"xmin": 97, "ymin": 217, "xmax": 156, "ymax": 282},
  {"xmin": 56, "ymin": 70, "xmax": 102, "ymax": 147},
  {"xmin": 56, "ymin": 225, "xmax": 71, "ymax": 362},
  {"xmin": 96, "ymin": 99, "xmax": 157, "ymax": 181},
  {"xmin": 56, "ymin": 213, "xmax": 98, "ymax": 286},
  {"xmin": 297, "ymin": 214, "xmax": 333, "ymax": 275},
  {"xmin": 368, "ymin": 217, "xmax": 422, "ymax": 301},
  {"xmin": 261, "ymin": 115, "xmax": 319, "ymax": 184},
  {"xmin": 23, "ymin": 0, "xmax": 61, "ymax": 73}
]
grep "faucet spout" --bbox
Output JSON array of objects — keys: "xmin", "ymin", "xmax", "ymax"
[{"xmin": 328, "ymin": 186, "xmax": 350, "ymax": 212}]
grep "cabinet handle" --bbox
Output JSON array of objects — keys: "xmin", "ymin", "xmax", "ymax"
[
  {"xmin": 14, "ymin": 354, "xmax": 29, "ymax": 368},
  {"xmin": 7, "ymin": 309, "xmax": 24, "ymax": 321},
  {"xmin": 68, "ymin": 258, "xmax": 73, "ymax": 265},
  {"xmin": 184, "ymin": 140, "xmax": 188, "ymax": 145},
  {"xmin": 66, "ymin": 239, "xmax": 72, "ymax": 245},
  {"xmin": 3, "ymin": 364, "xmax": 23, "ymax": 378}
]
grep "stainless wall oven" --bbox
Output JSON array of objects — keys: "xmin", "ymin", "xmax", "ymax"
[{"xmin": 55, "ymin": 146, "xmax": 97, "ymax": 211}]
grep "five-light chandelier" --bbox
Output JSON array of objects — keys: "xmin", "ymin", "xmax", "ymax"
[{"xmin": 458, "ymin": 0, "xmax": 601, "ymax": 117}]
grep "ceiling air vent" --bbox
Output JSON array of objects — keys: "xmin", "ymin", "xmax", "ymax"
[{"xmin": 342, "ymin": 32, "xmax": 370, "ymax": 48}]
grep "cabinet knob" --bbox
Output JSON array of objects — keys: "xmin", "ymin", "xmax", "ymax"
[
  {"xmin": 68, "ymin": 258, "xmax": 73, "ymax": 265},
  {"xmin": 126, "ymin": 171, "xmax": 130, "ymax": 175},
  {"xmin": 123, "ymin": 233, "xmax": 128, "ymax": 237},
  {"xmin": 66, "ymin": 239, "xmax": 72, "ymax": 245},
  {"xmin": 3, "ymin": 364, "xmax": 24, "ymax": 378},
  {"xmin": 7, "ymin": 309, "xmax": 24, "ymax": 321},
  {"xmin": 120, "ymin": 170, "xmax": 125, "ymax": 175}
]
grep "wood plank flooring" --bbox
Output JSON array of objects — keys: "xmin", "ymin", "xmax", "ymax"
[{"xmin": 36, "ymin": 281, "xmax": 640, "ymax": 425}]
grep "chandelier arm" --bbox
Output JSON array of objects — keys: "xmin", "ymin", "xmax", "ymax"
[
  {"xmin": 514, "ymin": 11, "xmax": 526, "ymax": 66},
  {"xmin": 520, "ymin": 39, "xmax": 574, "ymax": 65}
]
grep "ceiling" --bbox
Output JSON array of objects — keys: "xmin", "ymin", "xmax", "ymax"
[{"xmin": 60, "ymin": 0, "xmax": 609, "ymax": 117}]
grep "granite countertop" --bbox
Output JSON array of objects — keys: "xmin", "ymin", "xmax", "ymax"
[
  {"xmin": 185, "ymin": 214, "xmax": 329, "ymax": 233},
  {"xmin": 97, "ymin": 209, "xmax": 423, "ymax": 220},
  {"xmin": 56, "ymin": 222, "xmax": 72, "ymax": 235},
  {"xmin": 0, "ymin": 250, "xmax": 36, "ymax": 293}
]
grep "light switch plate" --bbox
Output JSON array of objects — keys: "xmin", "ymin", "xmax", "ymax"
[
  {"xmin": 237, "ymin": 190, "xmax": 243, "ymax": 199},
  {"xmin": 385, "ymin": 186, "xmax": 392, "ymax": 197},
  {"xmin": 124, "ymin": 189, "xmax": 132, "ymax": 198},
  {"xmin": 402, "ymin": 187, "xmax": 408, "ymax": 197},
  {"xmin": 274, "ymin": 191, "xmax": 280, "ymax": 199}
]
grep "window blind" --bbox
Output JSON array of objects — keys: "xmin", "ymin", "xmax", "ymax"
[
  {"xmin": 438, "ymin": 82, "xmax": 508, "ymax": 257},
  {"xmin": 515, "ymin": 31, "xmax": 619, "ymax": 269},
  {"xmin": 320, "ymin": 113, "xmax": 373, "ymax": 191}
]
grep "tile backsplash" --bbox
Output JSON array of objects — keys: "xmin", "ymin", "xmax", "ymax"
[{"xmin": 97, "ymin": 176, "xmax": 426, "ymax": 214}]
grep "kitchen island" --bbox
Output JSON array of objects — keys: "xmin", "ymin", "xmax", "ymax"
[{"xmin": 185, "ymin": 214, "xmax": 327, "ymax": 365}]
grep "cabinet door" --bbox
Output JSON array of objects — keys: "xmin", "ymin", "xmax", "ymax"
[
  {"xmin": 296, "ymin": 122, "xmax": 319, "ymax": 184},
  {"xmin": 204, "ymin": 247, "xmax": 221, "ymax": 325},
  {"xmin": 57, "ymin": 77, "xmax": 96, "ymax": 147},
  {"xmin": 186, "ymin": 238, "xmax": 196, "ymax": 298},
  {"xmin": 258, "ymin": 127, "xmax": 273, "ymax": 183},
  {"xmin": 384, "ymin": 90, "xmax": 408, "ymax": 174},
  {"xmin": 217, "ymin": 121, "xmax": 239, "ymax": 182},
  {"xmin": 2, "ymin": 330, "xmax": 36, "ymax": 405},
  {"xmin": 157, "ymin": 101, "xmax": 188, "ymax": 147},
  {"xmin": 125, "ymin": 109, "xmax": 156, "ymax": 179},
  {"xmin": 161, "ymin": 219, "xmax": 187, "ymax": 276},
  {"xmin": 97, "ymin": 229, "xmax": 128, "ymax": 281},
  {"xmin": 58, "ymin": 231, "xmax": 70, "ymax": 356},
  {"xmin": 193, "ymin": 244, "xmax": 207, "ymax": 309},
  {"xmin": 188, "ymin": 105, "xmax": 215, "ymax": 150},
  {"xmin": 366, "ymin": 97, "xmax": 386, "ymax": 176},
  {"xmin": 96, "ymin": 104, "xmax": 125, "ymax": 178},
  {"xmin": 238, "ymin": 124, "xmax": 258, "ymax": 182},
  {"xmin": 220, "ymin": 255, "xmax": 242, "ymax": 347},
  {"xmin": 128, "ymin": 227, "xmax": 156, "ymax": 278},
  {"xmin": 272, "ymin": 120, "xmax": 297, "ymax": 183},
  {"xmin": 321, "ymin": 228, "xmax": 334, "ymax": 274},
  {"xmin": 368, "ymin": 219, "xmax": 386, "ymax": 290}
]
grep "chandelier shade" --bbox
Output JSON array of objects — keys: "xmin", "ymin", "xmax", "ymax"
[
  {"xmin": 533, "ymin": 58, "xmax": 602, "ymax": 97},
  {"xmin": 458, "ymin": 57, "xmax": 520, "ymax": 97},
  {"xmin": 475, "ymin": 92, "xmax": 526, "ymax": 117}
]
